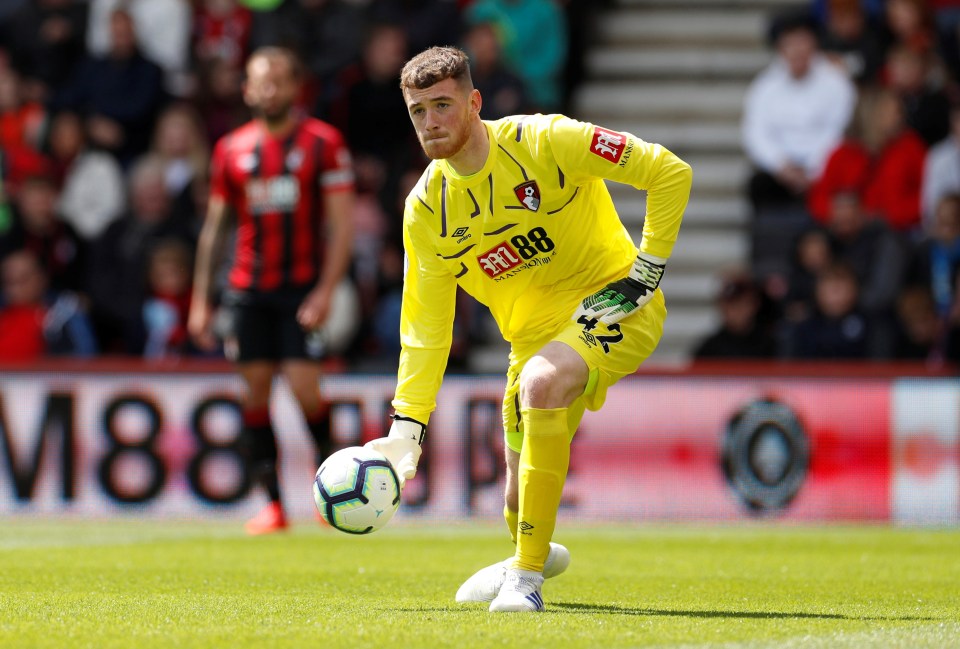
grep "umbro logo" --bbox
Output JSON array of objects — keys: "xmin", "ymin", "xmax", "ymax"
[
  {"xmin": 519, "ymin": 521, "xmax": 534, "ymax": 532},
  {"xmin": 453, "ymin": 226, "xmax": 471, "ymax": 244}
]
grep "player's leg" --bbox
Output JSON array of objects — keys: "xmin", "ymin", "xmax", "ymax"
[
  {"xmin": 454, "ymin": 441, "xmax": 570, "ymax": 603},
  {"xmin": 281, "ymin": 359, "xmax": 333, "ymax": 467},
  {"xmin": 492, "ymin": 291, "xmax": 667, "ymax": 611},
  {"xmin": 278, "ymin": 290, "xmax": 333, "ymax": 468},
  {"xmin": 229, "ymin": 296, "xmax": 288, "ymax": 534},
  {"xmin": 238, "ymin": 360, "xmax": 288, "ymax": 534},
  {"xmin": 489, "ymin": 342, "xmax": 586, "ymax": 612}
]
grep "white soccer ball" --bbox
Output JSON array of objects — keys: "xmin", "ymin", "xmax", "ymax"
[{"xmin": 313, "ymin": 446, "xmax": 401, "ymax": 534}]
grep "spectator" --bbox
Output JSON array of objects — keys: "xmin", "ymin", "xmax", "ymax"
[
  {"xmin": 88, "ymin": 155, "xmax": 193, "ymax": 353},
  {"xmin": 808, "ymin": 88, "xmax": 926, "ymax": 233},
  {"xmin": 0, "ymin": 0, "xmax": 88, "ymax": 102},
  {"xmin": 0, "ymin": 67, "xmax": 45, "ymax": 152},
  {"xmin": 466, "ymin": 0, "xmax": 566, "ymax": 111},
  {"xmin": 0, "ymin": 69, "xmax": 52, "ymax": 193},
  {"xmin": 934, "ymin": 0, "xmax": 960, "ymax": 84},
  {"xmin": 369, "ymin": 238, "xmax": 405, "ymax": 359},
  {"xmin": 885, "ymin": 45, "xmax": 950, "ymax": 146},
  {"xmin": 0, "ymin": 248, "xmax": 97, "ymax": 360},
  {"xmin": 47, "ymin": 110, "xmax": 125, "ymax": 242},
  {"xmin": 816, "ymin": 0, "xmax": 886, "ymax": 84},
  {"xmin": 297, "ymin": 0, "xmax": 368, "ymax": 91},
  {"xmin": 694, "ymin": 271, "xmax": 777, "ymax": 359},
  {"xmin": 86, "ymin": 0, "xmax": 191, "ymax": 95},
  {"xmin": 195, "ymin": 56, "xmax": 249, "ymax": 145},
  {"xmin": 823, "ymin": 189, "xmax": 907, "ymax": 355},
  {"xmin": 782, "ymin": 262, "xmax": 869, "ymax": 358},
  {"xmin": 884, "ymin": 0, "xmax": 936, "ymax": 57},
  {"xmin": 742, "ymin": 11, "xmax": 856, "ymax": 216},
  {"xmin": 907, "ymin": 193, "xmax": 960, "ymax": 317},
  {"xmin": 371, "ymin": 0, "xmax": 463, "ymax": 58},
  {"xmin": 150, "ymin": 102, "xmax": 210, "ymax": 230},
  {"xmin": 462, "ymin": 21, "xmax": 529, "ymax": 120},
  {"xmin": 142, "ymin": 237, "xmax": 194, "ymax": 358},
  {"xmin": 0, "ymin": 174, "xmax": 85, "ymax": 294},
  {"xmin": 247, "ymin": 0, "xmax": 309, "ymax": 54},
  {"xmin": 52, "ymin": 8, "xmax": 166, "ymax": 164},
  {"xmin": 322, "ymin": 23, "xmax": 418, "ymax": 209},
  {"xmin": 810, "ymin": 0, "xmax": 884, "ymax": 24},
  {"xmin": 892, "ymin": 284, "xmax": 960, "ymax": 361},
  {"xmin": 783, "ymin": 227, "xmax": 834, "ymax": 322},
  {"xmin": 921, "ymin": 100, "xmax": 960, "ymax": 227},
  {"xmin": 193, "ymin": 0, "xmax": 253, "ymax": 70}
]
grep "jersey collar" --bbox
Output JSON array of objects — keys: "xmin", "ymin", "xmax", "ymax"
[{"xmin": 439, "ymin": 121, "xmax": 496, "ymax": 189}]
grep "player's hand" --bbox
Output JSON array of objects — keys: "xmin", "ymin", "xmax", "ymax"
[
  {"xmin": 188, "ymin": 300, "xmax": 218, "ymax": 351},
  {"xmin": 297, "ymin": 285, "xmax": 333, "ymax": 330},
  {"xmin": 364, "ymin": 414, "xmax": 425, "ymax": 490},
  {"xmin": 574, "ymin": 252, "xmax": 666, "ymax": 326}
]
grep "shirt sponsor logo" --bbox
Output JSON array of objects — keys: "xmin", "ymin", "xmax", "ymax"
[
  {"xmin": 513, "ymin": 180, "xmax": 541, "ymax": 212},
  {"xmin": 477, "ymin": 242, "xmax": 522, "ymax": 277},
  {"xmin": 590, "ymin": 127, "xmax": 626, "ymax": 164},
  {"xmin": 245, "ymin": 175, "xmax": 300, "ymax": 214}
]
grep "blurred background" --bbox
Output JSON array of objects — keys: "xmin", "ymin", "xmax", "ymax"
[{"xmin": 0, "ymin": 0, "xmax": 957, "ymax": 526}]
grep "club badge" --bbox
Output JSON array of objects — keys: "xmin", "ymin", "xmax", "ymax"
[{"xmin": 514, "ymin": 180, "xmax": 541, "ymax": 212}]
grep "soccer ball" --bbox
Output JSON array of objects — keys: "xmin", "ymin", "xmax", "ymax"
[{"xmin": 313, "ymin": 446, "xmax": 401, "ymax": 534}]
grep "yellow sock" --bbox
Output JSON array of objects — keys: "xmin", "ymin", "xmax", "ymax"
[
  {"xmin": 513, "ymin": 406, "xmax": 569, "ymax": 572},
  {"xmin": 504, "ymin": 505, "xmax": 519, "ymax": 544}
]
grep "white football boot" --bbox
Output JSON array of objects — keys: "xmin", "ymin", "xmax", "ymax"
[
  {"xmin": 488, "ymin": 568, "xmax": 545, "ymax": 612},
  {"xmin": 455, "ymin": 542, "xmax": 570, "ymax": 603}
]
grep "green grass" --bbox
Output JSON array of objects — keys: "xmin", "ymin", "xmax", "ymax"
[{"xmin": 0, "ymin": 520, "xmax": 958, "ymax": 648}]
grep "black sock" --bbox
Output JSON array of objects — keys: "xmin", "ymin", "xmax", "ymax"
[{"xmin": 242, "ymin": 408, "xmax": 282, "ymax": 504}]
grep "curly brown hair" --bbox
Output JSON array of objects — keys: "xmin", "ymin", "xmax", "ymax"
[{"xmin": 399, "ymin": 46, "xmax": 473, "ymax": 91}]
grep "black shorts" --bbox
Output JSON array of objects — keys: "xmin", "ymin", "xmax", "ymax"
[{"xmin": 219, "ymin": 288, "xmax": 322, "ymax": 363}]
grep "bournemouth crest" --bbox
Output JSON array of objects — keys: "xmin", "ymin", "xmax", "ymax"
[{"xmin": 514, "ymin": 180, "xmax": 540, "ymax": 212}]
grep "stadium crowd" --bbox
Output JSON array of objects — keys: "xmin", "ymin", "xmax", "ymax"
[
  {"xmin": 696, "ymin": 0, "xmax": 960, "ymax": 364},
  {"xmin": 0, "ymin": 0, "xmax": 588, "ymax": 366},
  {"xmin": 8, "ymin": 0, "xmax": 960, "ymax": 368}
]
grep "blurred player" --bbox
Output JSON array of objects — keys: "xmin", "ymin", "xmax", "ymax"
[
  {"xmin": 188, "ymin": 47, "xmax": 355, "ymax": 535},
  {"xmin": 365, "ymin": 47, "xmax": 691, "ymax": 611}
]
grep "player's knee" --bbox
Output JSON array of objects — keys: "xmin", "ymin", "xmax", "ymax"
[{"xmin": 519, "ymin": 357, "xmax": 572, "ymax": 409}]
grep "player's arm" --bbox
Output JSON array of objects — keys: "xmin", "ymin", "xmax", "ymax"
[
  {"xmin": 366, "ymin": 198, "xmax": 457, "ymax": 487},
  {"xmin": 549, "ymin": 116, "xmax": 693, "ymax": 324},
  {"xmin": 188, "ymin": 194, "xmax": 231, "ymax": 350},
  {"xmin": 297, "ymin": 187, "xmax": 355, "ymax": 329}
]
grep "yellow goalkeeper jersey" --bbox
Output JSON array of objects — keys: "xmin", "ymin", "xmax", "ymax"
[{"xmin": 393, "ymin": 113, "xmax": 692, "ymax": 423}]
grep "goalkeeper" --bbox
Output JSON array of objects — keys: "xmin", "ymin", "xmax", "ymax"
[{"xmin": 367, "ymin": 46, "xmax": 691, "ymax": 612}]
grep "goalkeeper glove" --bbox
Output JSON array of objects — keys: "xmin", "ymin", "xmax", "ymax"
[
  {"xmin": 364, "ymin": 414, "xmax": 425, "ymax": 489},
  {"xmin": 574, "ymin": 252, "xmax": 666, "ymax": 326}
]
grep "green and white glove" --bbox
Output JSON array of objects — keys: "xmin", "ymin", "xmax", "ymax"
[
  {"xmin": 364, "ymin": 414, "xmax": 425, "ymax": 490},
  {"xmin": 574, "ymin": 252, "xmax": 666, "ymax": 326}
]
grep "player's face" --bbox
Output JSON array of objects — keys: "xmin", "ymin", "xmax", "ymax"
[
  {"xmin": 244, "ymin": 56, "xmax": 299, "ymax": 123},
  {"xmin": 403, "ymin": 78, "xmax": 479, "ymax": 160}
]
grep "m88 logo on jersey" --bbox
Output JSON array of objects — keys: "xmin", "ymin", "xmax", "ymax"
[{"xmin": 477, "ymin": 227, "xmax": 555, "ymax": 278}]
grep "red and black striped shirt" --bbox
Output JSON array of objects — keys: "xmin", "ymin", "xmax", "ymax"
[{"xmin": 209, "ymin": 117, "xmax": 354, "ymax": 292}]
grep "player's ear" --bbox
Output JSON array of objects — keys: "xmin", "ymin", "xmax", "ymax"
[{"xmin": 470, "ymin": 88, "xmax": 482, "ymax": 116}]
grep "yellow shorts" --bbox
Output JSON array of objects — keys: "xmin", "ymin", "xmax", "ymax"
[{"xmin": 502, "ymin": 289, "xmax": 667, "ymax": 453}]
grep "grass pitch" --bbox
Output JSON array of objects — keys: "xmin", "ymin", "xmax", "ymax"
[{"xmin": 0, "ymin": 520, "xmax": 958, "ymax": 649}]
